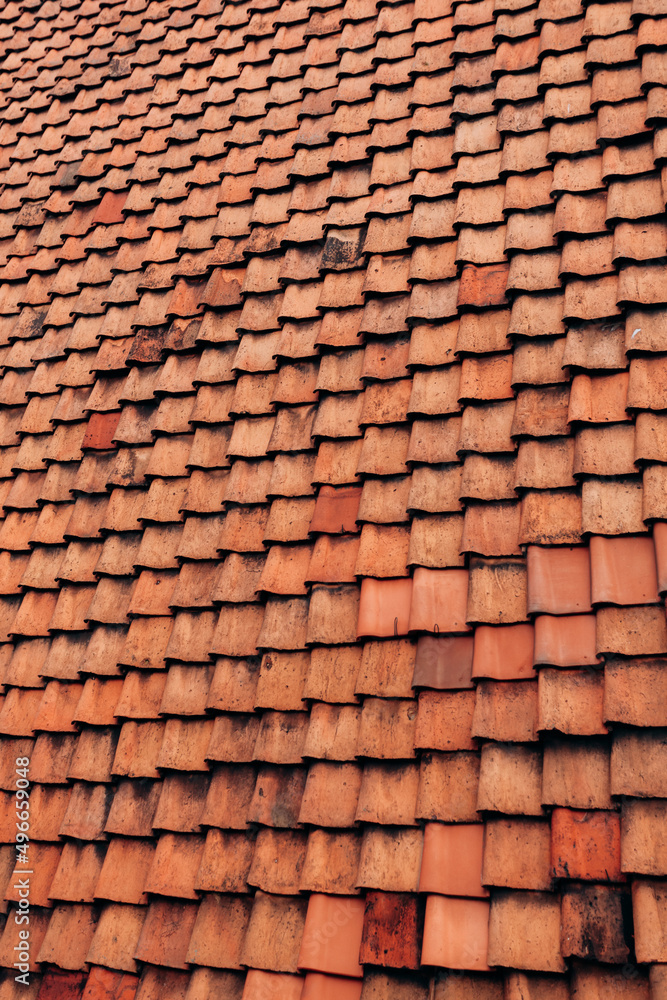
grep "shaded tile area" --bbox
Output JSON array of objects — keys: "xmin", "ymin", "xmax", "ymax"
[{"xmin": 0, "ymin": 0, "xmax": 663, "ymax": 997}]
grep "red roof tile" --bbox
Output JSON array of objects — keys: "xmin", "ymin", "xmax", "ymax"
[
  {"xmin": 0, "ymin": 0, "xmax": 662, "ymax": 993},
  {"xmin": 419, "ymin": 822, "xmax": 487, "ymax": 898},
  {"xmin": 551, "ymin": 807, "xmax": 622, "ymax": 882},
  {"xmin": 487, "ymin": 892, "xmax": 566, "ymax": 974},
  {"xmin": 421, "ymin": 895, "xmax": 491, "ymax": 971},
  {"xmin": 298, "ymin": 894, "xmax": 365, "ymax": 978}
]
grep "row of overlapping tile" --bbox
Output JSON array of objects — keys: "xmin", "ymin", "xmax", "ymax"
[{"xmin": 0, "ymin": 0, "xmax": 665, "ymax": 997}]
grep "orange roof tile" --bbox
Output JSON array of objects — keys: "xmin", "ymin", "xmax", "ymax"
[
  {"xmin": 421, "ymin": 895, "xmax": 491, "ymax": 972},
  {"xmin": 298, "ymin": 894, "xmax": 365, "ymax": 978},
  {"xmin": 0, "ymin": 0, "xmax": 663, "ymax": 993}
]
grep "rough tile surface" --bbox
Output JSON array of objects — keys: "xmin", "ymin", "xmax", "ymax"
[{"xmin": 0, "ymin": 0, "xmax": 664, "ymax": 996}]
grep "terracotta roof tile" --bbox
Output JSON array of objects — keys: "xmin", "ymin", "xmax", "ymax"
[
  {"xmin": 472, "ymin": 679, "xmax": 539, "ymax": 742},
  {"xmin": 0, "ymin": 0, "xmax": 662, "ymax": 991},
  {"xmin": 419, "ymin": 821, "xmax": 487, "ymax": 896},
  {"xmin": 551, "ymin": 807, "xmax": 622, "ymax": 882},
  {"xmin": 416, "ymin": 750, "xmax": 480, "ymax": 823},
  {"xmin": 298, "ymin": 893, "xmax": 365, "ymax": 978},
  {"xmin": 483, "ymin": 817, "xmax": 552, "ymax": 892},
  {"xmin": 421, "ymin": 895, "xmax": 491, "ymax": 971},
  {"xmin": 542, "ymin": 736, "xmax": 612, "ymax": 810},
  {"xmin": 562, "ymin": 883, "xmax": 632, "ymax": 964},
  {"xmin": 487, "ymin": 891, "xmax": 566, "ymax": 973}
]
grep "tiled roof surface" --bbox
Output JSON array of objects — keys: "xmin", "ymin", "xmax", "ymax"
[{"xmin": 0, "ymin": 0, "xmax": 665, "ymax": 996}]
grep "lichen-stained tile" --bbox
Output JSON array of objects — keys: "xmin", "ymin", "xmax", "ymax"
[
  {"xmin": 112, "ymin": 720, "xmax": 164, "ymax": 780},
  {"xmin": 604, "ymin": 655, "xmax": 667, "ymax": 728},
  {"xmin": 36, "ymin": 904, "xmax": 100, "ymax": 971},
  {"xmin": 537, "ymin": 659, "xmax": 606, "ymax": 733},
  {"xmin": 416, "ymin": 750, "xmax": 481, "ymax": 823},
  {"xmin": 219, "ymin": 505, "xmax": 270, "ymax": 554},
  {"xmin": 253, "ymin": 651, "xmax": 308, "ymax": 712},
  {"xmin": 7, "ymin": 589, "xmax": 58, "ymax": 639},
  {"xmin": 487, "ymin": 891, "xmax": 566, "ymax": 974},
  {"xmin": 472, "ymin": 680, "xmax": 539, "ymax": 743},
  {"xmin": 511, "ymin": 385, "xmax": 571, "ymax": 442},
  {"xmin": 46, "ymin": 840, "xmax": 105, "ymax": 905},
  {"xmin": 258, "ymin": 543, "xmax": 310, "ymax": 596},
  {"xmin": 134, "ymin": 898, "xmax": 198, "ymax": 971},
  {"xmin": 551, "ymin": 807, "xmax": 622, "ymax": 882},
  {"xmin": 576, "ymin": 967, "xmax": 648, "ymax": 1000},
  {"xmin": 477, "ymin": 743, "xmax": 543, "ymax": 817},
  {"xmin": 253, "ymin": 709, "xmax": 309, "ymax": 764},
  {"xmin": 359, "ymin": 891, "xmax": 421, "ymax": 971},
  {"xmin": 3, "ymin": 639, "xmax": 47, "ymax": 691},
  {"xmin": 633, "ymin": 879, "xmax": 667, "ymax": 964},
  {"xmin": 237, "ymin": 891, "xmax": 307, "ymax": 975},
  {"xmin": 189, "ymin": 766, "xmax": 248, "ymax": 837},
  {"xmin": 301, "ymin": 700, "xmax": 360, "ymax": 760},
  {"xmin": 0, "ymin": 685, "xmax": 42, "ymax": 735},
  {"xmin": 95, "ymin": 837, "xmax": 155, "ymax": 906},
  {"xmin": 483, "ymin": 814, "xmax": 552, "ymax": 890},
  {"xmin": 0, "ymin": 908, "xmax": 50, "ymax": 977},
  {"xmin": 457, "ymin": 401, "xmax": 515, "ymax": 459},
  {"xmin": 119, "ymin": 617, "xmax": 173, "ymax": 673},
  {"xmin": 467, "ymin": 557, "xmax": 528, "ymax": 626},
  {"xmin": 407, "ymin": 367, "xmax": 459, "ymax": 420},
  {"xmin": 514, "ymin": 440, "xmax": 575, "ymax": 495},
  {"xmin": 4, "ymin": 841, "xmax": 60, "ymax": 907},
  {"xmin": 142, "ymin": 832, "xmax": 205, "ymax": 900},
  {"xmin": 211, "ymin": 602, "xmax": 265, "ymax": 657},
  {"xmin": 636, "ymin": 415, "xmax": 667, "ymax": 478},
  {"xmin": 542, "ymin": 737, "xmax": 613, "ymax": 810},
  {"xmin": 287, "ymin": 762, "xmax": 358, "ymax": 833},
  {"xmin": 627, "ymin": 354, "xmax": 667, "ymax": 413},
  {"xmin": 357, "ymin": 697, "xmax": 417, "ymax": 759},
  {"xmin": 203, "ymin": 654, "xmax": 257, "ymax": 715},
  {"xmin": 611, "ymin": 728, "xmax": 667, "ymax": 798},
  {"xmin": 358, "ymin": 475, "xmax": 411, "ymax": 526},
  {"xmin": 307, "ymin": 534, "xmax": 360, "ymax": 584},
  {"xmin": 643, "ymin": 465, "xmax": 667, "ymax": 527},
  {"xmin": 561, "ymin": 883, "xmax": 631, "ymax": 965},
  {"xmin": 242, "ymin": 827, "xmax": 304, "ymax": 896},
  {"xmin": 597, "ymin": 605, "xmax": 667, "ymax": 657}
]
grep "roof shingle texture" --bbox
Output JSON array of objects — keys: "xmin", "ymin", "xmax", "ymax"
[{"xmin": 0, "ymin": 0, "xmax": 665, "ymax": 996}]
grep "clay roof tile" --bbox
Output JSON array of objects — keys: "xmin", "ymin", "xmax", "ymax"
[
  {"xmin": 134, "ymin": 899, "xmax": 198, "ymax": 970},
  {"xmin": 298, "ymin": 893, "xmax": 365, "ymax": 978},
  {"xmin": 421, "ymin": 895, "xmax": 491, "ymax": 971},
  {"xmin": 419, "ymin": 821, "xmax": 487, "ymax": 896},
  {"xmin": 487, "ymin": 891, "xmax": 565, "ymax": 973}
]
